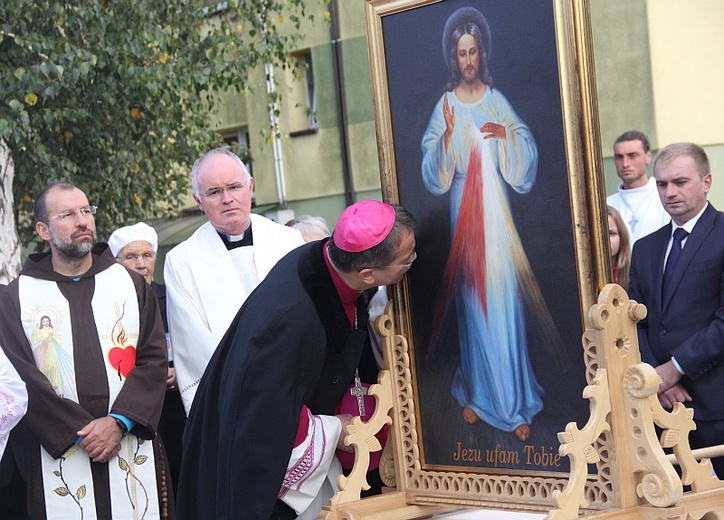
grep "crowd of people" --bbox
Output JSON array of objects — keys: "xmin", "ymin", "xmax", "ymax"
[
  {"xmin": 0, "ymin": 130, "xmax": 721, "ymax": 519},
  {"xmin": 0, "ymin": 146, "xmax": 415, "ymax": 519}
]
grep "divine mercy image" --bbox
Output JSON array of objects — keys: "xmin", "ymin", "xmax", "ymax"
[
  {"xmin": 422, "ymin": 6, "xmax": 543, "ymax": 443},
  {"xmin": 382, "ymin": 0, "xmax": 590, "ymax": 473}
]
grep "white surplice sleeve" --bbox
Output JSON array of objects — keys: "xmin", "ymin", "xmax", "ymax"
[
  {"xmin": 279, "ymin": 406, "xmax": 343, "ymax": 518},
  {"xmin": 164, "ymin": 248, "xmax": 222, "ymax": 415},
  {"xmin": 0, "ymin": 345, "xmax": 28, "ymax": 459}
]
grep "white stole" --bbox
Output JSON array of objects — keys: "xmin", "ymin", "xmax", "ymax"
[
  {"xmin": 280, "ymin": 410, "xmax": 342, "ymax": 517},
  {"xmin": 228, "ymin": 246, "xmax": 259, "ymax": 299},
  {"xmin": 18, "ymin": 265, "xmax": 159, "ymax": 520}
]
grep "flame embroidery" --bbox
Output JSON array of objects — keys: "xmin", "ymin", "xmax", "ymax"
[{"xmin": 108, "ymin": 302, "xmax": 136, "ymax": 380}]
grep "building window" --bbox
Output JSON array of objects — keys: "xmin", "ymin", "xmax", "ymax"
[
  {"xmin": 288, "ymin": 49, "xmax": 317, "ymax": 136},
  {"xmin": 221, "ymin": 127, "xmax": 253, "ymax": 176}
]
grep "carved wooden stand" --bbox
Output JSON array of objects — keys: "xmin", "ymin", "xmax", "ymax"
[
  {"xmin": 550, "ymin": 284, "xmax": 724, "ymax": 519},
  {"xmin": 318, "ymin": 286, "xmax": 724, "ymax": 519}
]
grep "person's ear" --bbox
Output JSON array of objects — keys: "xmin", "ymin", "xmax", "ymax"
[
  {"xmin": 702, "ymin": 172, "xmax": 712, "ymax": 194},
  {"xmin": 193, "ymin": 194, "xmax": 203, "ymax": 212},
  {"xmin": 36, "ymin": 221, "xmax": 51, "ymax": 241},
  {"xmin": 357, "ymin": 268, "xmax": 377, "ymax": 286}
]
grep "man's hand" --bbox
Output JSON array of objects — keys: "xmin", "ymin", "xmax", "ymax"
[
  {"xmin": 335, "ymin": 414, "xmax": 354, "ymax": 452},
  {"xmin": 443, "ymin": 93, "xmax": 455, "ymax": 151},
  {"xmin": 658, "ymin": 383, "xmax": 692, "ymax": 409},
  {"xmin": 167, "ymin": 367, "xmax": 177, "ymax": 390},
  {"xmin": 655, "ymin": 360, "xmax": 691, "ymax": 409},
  {"xmin": 480, "ymin": 122, "xmax": 505, "ymax": 140},
  {"xmin": 77, "ymin": 416, "xmax": 123, "ymax": 463},
  {"xmin": 655, "ymin": 360, "xmax": 683, "ymax": 394}
]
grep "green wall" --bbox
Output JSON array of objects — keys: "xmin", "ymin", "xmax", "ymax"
[
  {"xmin": 592, "ymin": 0, "xmax": 724, "ymax": 210},
  {"xmin": 591, "ymin": 0, "xmax": 657, "ymax": 154}
]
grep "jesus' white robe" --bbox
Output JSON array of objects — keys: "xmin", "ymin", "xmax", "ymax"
[{"xmin": 422, "ymin": 87, "xmax": 544, "ymax": 432}]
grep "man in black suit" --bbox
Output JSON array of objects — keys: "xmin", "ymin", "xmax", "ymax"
[{"xmin": 629, "ymin": 142, "xmax": 723, "ymax": 477}]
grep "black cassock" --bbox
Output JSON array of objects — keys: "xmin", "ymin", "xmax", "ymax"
[{"xmin": 177, "ymin": 240, "xmax": 379, "ymax": 519}]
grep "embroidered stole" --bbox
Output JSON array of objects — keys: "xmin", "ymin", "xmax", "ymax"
[{"xmin": 18, "ymin": 264, "xmax": 159, "ymax": 520}]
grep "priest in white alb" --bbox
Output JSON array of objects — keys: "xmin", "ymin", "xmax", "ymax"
[{"xmin": 164, "ymin": 147, "xmax": 304, "ymax": 413}]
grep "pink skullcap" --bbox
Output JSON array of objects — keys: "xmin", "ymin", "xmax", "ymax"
[{"xmin": 333, "ymin": 200, "xmax": 395, "ymax": 252}]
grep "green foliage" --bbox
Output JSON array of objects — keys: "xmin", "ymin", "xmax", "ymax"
[{"xmin": 0, "ymin": 0, "xmax": 314, "ymax": 248}]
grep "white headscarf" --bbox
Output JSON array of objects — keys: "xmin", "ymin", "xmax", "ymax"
[{"xmin": 108, "ymin": 222, "xmax": 159, "ymax": 257}]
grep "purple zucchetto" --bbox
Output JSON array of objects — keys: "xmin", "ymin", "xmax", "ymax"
[{"xmin": 333, "ymin": 200, "xmax": 395, "ymax": 253}]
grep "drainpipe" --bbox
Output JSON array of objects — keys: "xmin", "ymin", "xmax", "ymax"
[
  {"xmin": 329, "ymin": 0, "xmax": 355, "ymax": 206},
  {"xmin": 265, "ymin": 62, "xmax": 288, "ymax": 208},
  {"xmin": 260, "ymin": 0, "xmax": 287, "ymax": 209}
]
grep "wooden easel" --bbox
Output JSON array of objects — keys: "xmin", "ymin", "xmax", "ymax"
[{"xmin": 318, "ymin": 285, "xmax": 724, "ymax": 519}]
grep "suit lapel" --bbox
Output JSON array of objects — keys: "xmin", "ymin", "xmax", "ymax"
[
  {"xmin": 646, "ymin": 228, "xmax": 669, "ymax": 314},
  {"xmin": 662, "ymin": 204, "xmax": 716, "ymax": 310}
]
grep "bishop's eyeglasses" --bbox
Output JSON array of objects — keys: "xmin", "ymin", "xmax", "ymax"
[{"xmin": 361, "ymin": 251, "xmax": 417, "ymax": 271}]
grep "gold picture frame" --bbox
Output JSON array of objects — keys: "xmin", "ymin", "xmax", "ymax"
[{"xmin": 364, "ymin": 0, "xmax": 612, "ymax": 511}]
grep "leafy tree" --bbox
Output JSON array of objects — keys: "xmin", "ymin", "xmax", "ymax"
[{"xmin": 0, "ymin": 0, "xmax": 315, "ymax": 249}]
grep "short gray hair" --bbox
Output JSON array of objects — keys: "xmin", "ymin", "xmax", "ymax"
[
  {"xmin": 191, "ymin": 146, "xmax": 251, "ymax": 197},
  {"xmin": 287, "ymin": 215, "xmax": 331, "ymax": 241}
]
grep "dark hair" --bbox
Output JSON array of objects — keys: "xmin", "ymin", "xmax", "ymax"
[
  {"xmin": 614, "ymin": 130, "xmax": 651, "ymax": 153},
  {"xmin": 328, "ymin": 205, "xmax": 416, "ymax": 273},
  {"xmin": 445, "ymin": 23, "xmax": 493, "ymax": 92},
  {"xmin": 34, "ymin": 182, "xmax": 79, "ymax": 223},
  {"xmin": 654, "ymin": 142, "xmax": 710, "ymax": 178},
  {"xmin": 39, "ymin": 315, "xmax": 53, "ymax": 328}
]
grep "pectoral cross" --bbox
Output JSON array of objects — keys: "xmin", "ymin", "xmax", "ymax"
[
  {"xmin": 628, "ymin": 215, "xmax": 639, "ymax": 233},
  {"xmin": 350, "ymin": 371, "xmax": 368, "ymax": 416}
]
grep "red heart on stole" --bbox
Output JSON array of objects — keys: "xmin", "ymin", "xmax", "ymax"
[{"xmin": 108, "ymin": 346, "xmax": 136, "ymax": 379}]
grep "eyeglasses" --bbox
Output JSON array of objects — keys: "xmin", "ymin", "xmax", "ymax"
[
  {"xmin": 117, "ymin": 252, "xmax": 155, "ymax": 262},
  {"xmin": 361, "ymin": 251, "xmax": 417, "ymax": 271},
  {"xmin": 200, "ymin": 183, "xmax": 247, "ymax": 200},
  {"xmin": 48, "ymin": 205, "xmax": 97, "ymax": 222}
]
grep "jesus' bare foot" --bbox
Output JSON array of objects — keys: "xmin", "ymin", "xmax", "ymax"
[
  {"xmin": 462, "ymin": 407, "xmax": 481, "ymax": 424},
  {"xmin": 513, "ymin": 424, "xmax": 530, "ymax": 441}
]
